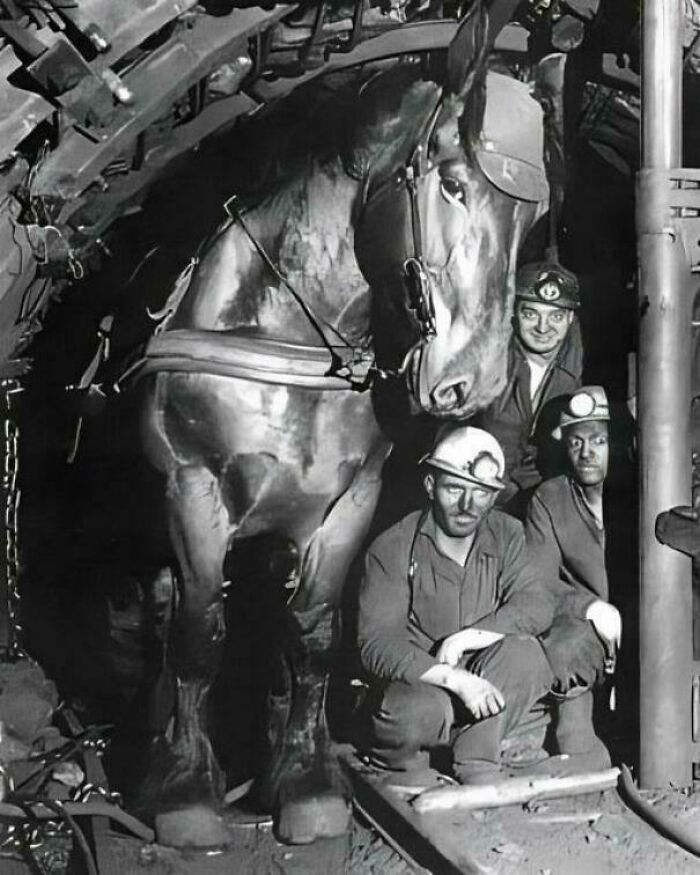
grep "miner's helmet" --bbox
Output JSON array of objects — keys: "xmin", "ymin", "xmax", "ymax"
[
  {"xmin": 552, "ymin": 385, "xmax": 610, "ymax": 440},
  {"xmin": 515, "ymin": 261, "xmax": 580, "ymax": 309},
  {"xmin": 420, "ymin": 426, "xmax": 506, "ymax": 491}
]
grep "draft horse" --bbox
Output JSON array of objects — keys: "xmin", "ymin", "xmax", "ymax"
[{"xmin": 133, "ymin": 6, "xmax": 549, "ymax": 847}]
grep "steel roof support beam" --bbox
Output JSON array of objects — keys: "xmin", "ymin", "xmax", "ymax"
[{"xmin": 638, "ymin": 0, "xmax": 694, "ymax": 789}]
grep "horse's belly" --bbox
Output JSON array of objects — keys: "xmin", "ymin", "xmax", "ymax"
[{"xmin": 143, "ymin": 372, "xmax": 387, "ymax": 537}]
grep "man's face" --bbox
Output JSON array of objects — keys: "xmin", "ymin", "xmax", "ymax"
[
  {"xmin": 515, "ymin": 300, "xmax": 573, "ymax": 356},
  {"xmin": 565, "ymin": 420, "xmax": 609, "ymax": 487},
  {"xmin": 425, "ymin": 470, "xmax": 497, "ymax": 538}
]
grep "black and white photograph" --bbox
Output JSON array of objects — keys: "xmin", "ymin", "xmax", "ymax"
[{"xmin": 0, "ymin": 0, "xmax": 698, "ymax": 872}]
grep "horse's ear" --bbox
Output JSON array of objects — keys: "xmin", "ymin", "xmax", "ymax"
[
  {"xmin": 445, "ymin": 0, "xmax": 488, "ymax": 96},
  {"xmin": 445, "ymin": 0, "xmax": 521, "ymax": 96}
]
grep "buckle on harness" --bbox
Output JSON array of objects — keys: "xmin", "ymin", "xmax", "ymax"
[{"xmin": 403, "ymin": 257, "xmax": 436, "ymax": 339}]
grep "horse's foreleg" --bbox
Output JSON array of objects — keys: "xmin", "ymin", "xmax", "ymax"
[
  {"xmin": 260, "ymin": 443, "xmax": 390, "ymax": 844},
  {"xmin": 146, "ymin": 464, "xmax": 231, "ymax": 847}
]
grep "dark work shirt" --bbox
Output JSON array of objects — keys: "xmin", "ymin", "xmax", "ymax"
[
  {"xmin": 525, "ymin": 475, "xmax": 608, "ymax": 620},
  {"xmin": 472, "ymin": 332, "xmax": 582, "ymax": 494},
  {"xmin": 358, "ymin": 509, "xmax": 556, "ymax": 684}
]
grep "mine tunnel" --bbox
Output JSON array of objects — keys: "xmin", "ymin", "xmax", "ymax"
[{"xmin": 0, "ymin": 0, "xmax": 698, "ymax": 873}]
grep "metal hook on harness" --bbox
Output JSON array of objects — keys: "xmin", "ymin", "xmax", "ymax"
[{"xmin": 403, "ymin": 257, "xmax": 436, "ymax": 339}]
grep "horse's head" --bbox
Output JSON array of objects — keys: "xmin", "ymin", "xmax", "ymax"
[{"xmin": 353, "ymin": 6, "xmax": 549, "ymax": 418}]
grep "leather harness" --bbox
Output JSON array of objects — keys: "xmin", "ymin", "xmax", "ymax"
[
  {"xmin": 354, "ymin": 89, "xmax": 445, "ymax": 345},
  {"xmin": 130, "ymin": 87, "xmax": 447, "ymax": 393},
  {"xmin": 125, "ymin": 329, "xmax": 375, "ymax": 391}
]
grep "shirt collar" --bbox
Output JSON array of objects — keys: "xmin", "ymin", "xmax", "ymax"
[{"xmin": 570, "ymin": 478, "xmax": 605, "ymax": 531}]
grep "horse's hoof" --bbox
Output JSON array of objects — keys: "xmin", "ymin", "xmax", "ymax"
[
  {"xmin": 155, "ymin": 806, "xmax": 229, "ymax": 848},
  {"xmin": 277, "ymin": 792, "xmax": 351, "ymax": 844}
]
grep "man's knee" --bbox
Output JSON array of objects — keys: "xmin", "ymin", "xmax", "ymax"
[
  {"xmin": 469, "ymin": 635, "xmax": 553, "ymax": 691},
  {"xmin": 541, "ymin": 617, "xmax": 606, "ymax": 692},
  {"xmin": 369, "ymin": 682, "xmax": 453, "ymax": 752}
]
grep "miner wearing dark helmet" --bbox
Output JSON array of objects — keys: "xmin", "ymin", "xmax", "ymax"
[{"xmin": 471, "ymin": 260, "xmax": 583, "ymax": 517}]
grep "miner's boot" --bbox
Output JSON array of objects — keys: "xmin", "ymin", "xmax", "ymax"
[{"xmin": 552, "ymin": 689, "xmax": 611, "ymax": 771}]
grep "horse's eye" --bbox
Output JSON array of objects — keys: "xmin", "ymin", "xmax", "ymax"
[{"xmin": 440, "ymin": 176, "xmax": 467, "ymax": 207}]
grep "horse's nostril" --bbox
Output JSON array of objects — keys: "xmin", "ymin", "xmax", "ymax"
[{"xmin": 432, "ymin": 379, "xmax": 471, "ymax": 411}]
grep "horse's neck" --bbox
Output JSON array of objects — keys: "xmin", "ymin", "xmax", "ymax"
[{"xmin": 175, "ymin": 160, "xmax": 371, "ymax": 346}]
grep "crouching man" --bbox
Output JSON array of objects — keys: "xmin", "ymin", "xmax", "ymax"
[
  {"xmin": 356, "ymin": 426, "xmax": 557, "ymax": 785},
  {"xmin": 525, "ymin": 386, "xmax": 621, "ymax": 771}
]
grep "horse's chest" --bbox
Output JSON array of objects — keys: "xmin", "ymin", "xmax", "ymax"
[{"xmin": 155, "ymin": 372, "xmax": 383, "ymax": 535}]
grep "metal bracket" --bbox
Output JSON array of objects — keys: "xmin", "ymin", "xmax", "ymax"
[
  {"xmin": 326, "ymin": 0, "xmax": 365, "ymax": 57},
  {"xmin": 637, "ymin": 167, "xmax": 700, "ymax": 276},
  {"xmin": 27, "ymin": 34, "xmax": 99, "ymax": 96},
  {"xmin": 297, "ymin": 0, "xmax": 330, "ymax": 71},
  {"xmin": 0, "ymin": 20, "xmax": 50, "ymax": 62}
]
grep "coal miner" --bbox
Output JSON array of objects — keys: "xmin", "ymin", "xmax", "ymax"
[
  {"xmin": 356, "ymin": 426, "xmax": 558, "ymax": 786},
  {"xmin": 525, "ymin": 386, "xmax": 620, "ymax": 771},
  {"xmin": 472, "ymin": 260, "xmax": 583, "ymax": 516}
]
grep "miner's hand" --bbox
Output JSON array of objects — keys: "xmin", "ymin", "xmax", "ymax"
[
  {"xmin": 420, "ymin": 664, "xmax": 505, "ymax": 720},
  {"xmin": 585, "ymin": 599, "xmax": 622, "ymax": 660},
  {"xmin": 446, "ymin": 667, "xmax": 505, "ymax": 720},
  {"xmin": 452, "ymin": 668, "xmax": 506, "ymax": 720}
]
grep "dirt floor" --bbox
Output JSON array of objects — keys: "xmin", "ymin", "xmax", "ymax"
[
  {"xmin": 104, "ymin": 784, "xmax": 700, "ymax": 875},
  {"xmin": 9, "ymin": 781, "xmax": 700, "ymax": 875},
  {"xmin": 7, "ymin": 811, "xmax": 413, "ymax": 875},
  {"xmin": 3, "ymin": 659, "xmax": 700, "ymax": 874},
  {"xmin": 437, "ymin": 782, "xmax": 700, "ymax": 875}
]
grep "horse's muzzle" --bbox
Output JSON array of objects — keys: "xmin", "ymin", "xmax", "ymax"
[
  {"xmin": 402, "ymin": 342, "xmax": 431, "ymax": 414},
  {"xmin": 403, "ymin": 343, "xmax": 476, "ymax": 419}
]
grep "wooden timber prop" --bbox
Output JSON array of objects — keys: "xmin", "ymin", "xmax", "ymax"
[{"xmin": 412, "ymin": 766, "xmax": 621, "ymax": 813}]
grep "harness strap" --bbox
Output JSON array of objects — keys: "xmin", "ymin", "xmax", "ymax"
[
  {"xmin": 403, "ymin": 153, "xmax": 436, "ymax": 339},
  {"xmin": 61, "ymin": 708, "xmax": 122, "ymax": 875},
  {"xmin": 126, "ymin": 329, "xmax": 374, "ymax": 392},
  {"xmin": 223, "ymin": 196, "xmax": 351, "ymax": 373},
  {"xmin": 66, "ymin": 315, "xmax": 114, "ymax": 464},
  {"xmin": 148, "ymin": 258, "xmax": 199, "ymax": 335},
  {"xmin": 406, "ymin": 163, "xmax": 424, "ymax": 266},
  {"xmin": 403, "ymin": 98, "xmax": 442, "ymax": 339},
  {"xmin": 358, "ymin": 89, "xmax": 443, "ymax": 342}
]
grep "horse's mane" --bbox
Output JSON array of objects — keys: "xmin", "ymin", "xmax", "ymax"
[{"xmin": 228, "ymin": 59, "xmax": 445, "ymax": 208}]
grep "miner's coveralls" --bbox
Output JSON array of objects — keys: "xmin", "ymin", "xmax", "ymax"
[{"xmin": 357, "ymin": 510, "xmax": 556, "ymax": 772}]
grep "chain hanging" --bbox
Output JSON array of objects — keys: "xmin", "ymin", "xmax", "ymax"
[{"xmin": 2, "ymin": 378, "xmax": 26, "ymax": 660}]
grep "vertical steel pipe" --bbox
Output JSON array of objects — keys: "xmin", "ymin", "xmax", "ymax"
[
  {"xmin": 638, "ymin": 0, "xmax": 693, "ymax": 788},
  {"xmin": 642, "ymin": 1, "xmax": 682, "ymax": 168}
]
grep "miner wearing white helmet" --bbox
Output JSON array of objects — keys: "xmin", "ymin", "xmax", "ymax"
[
  {"xmin": 357, "ymin": 425, "xmax": 559, "ymax": 787},
  {"xmin": 525, "ymin": 386, "xmax": 621, "ymax": 772},
  {"xmin": 471, "ymin": 260, "xmax": 583, "ymax": 516}
]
